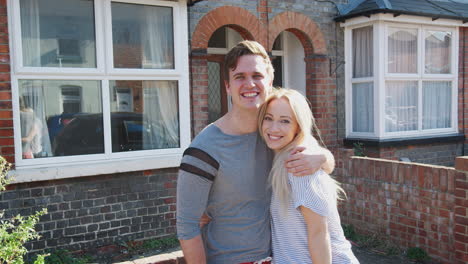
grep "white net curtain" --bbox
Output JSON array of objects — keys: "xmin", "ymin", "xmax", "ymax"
[
  {"xmin": 388, "ymin": 28, "xmax": 418, "ymax": 73},
  {"xmin": 352, "ymin": 26, "xmax": 374, "ymax": 133}
]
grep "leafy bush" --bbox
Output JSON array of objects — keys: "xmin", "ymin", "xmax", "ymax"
[
  {"xmin": 406, "ymin": 247, "xmax": 430, "ymax": 262},
  {"xmin": 342, "ymin": 224, "xmax": 357, "ymax": 241},
  {"xmin": 142, "ymin": 236, "xmax": 179, "ymax": 250},
  {"xmin": 0, "ymin": 156, "xmax": 48, "ymax": 264},
  {"xmin": 44, "ymin": 249, "xmax": 90, "ymax": 264},
  {"xmin": 352, "ymin": 142, "xmax": 365, "ymax": 157}
]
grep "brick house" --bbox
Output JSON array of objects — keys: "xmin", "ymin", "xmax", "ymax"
[{"xmin": 0, "ymin": 0, "xmax": 467, "ymax": 256}]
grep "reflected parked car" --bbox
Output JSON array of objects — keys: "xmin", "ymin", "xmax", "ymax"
[
  {"xmin": 52, "ymin": 112, "xmax": 162, "ymax": 156},
  {"xmin": 47, "ymin": 113, "xmax": 86, "ymax": 147}
]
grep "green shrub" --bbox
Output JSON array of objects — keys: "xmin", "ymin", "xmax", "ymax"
[
  {"xmin": 0, "ymin": 156, "xmax": 48, "ymax": 264},
  {"xmin": 342, "ymin": 224, "xmax": 357, "ymax": 241},
  {"xmin": 406, "ymin": 247, "xmax": 430, "ymax": 262},
  {"xmin": 44, "ymin": 249, "xmax": 90, "ymax": 264},
  {"xmin": 352, "ymin": 142, "xmax": 365, "ymax": 157},
  {"xmin": 142, "ymin": 236, "xmax": 179, "ymax": 250}
]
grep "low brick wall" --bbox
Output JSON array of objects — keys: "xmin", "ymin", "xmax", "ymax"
[
  {"xmin": 0, "ymin": 168, "xmax": 178, "ymax": 255},
  {"xmin": 362, "ymin": 142, "xmax": 464, "ymax": 167},
  {"xmin": 454, "ymin": 157, "xmax": 468, "ymax": 264},
  {"xmin": 334, "ymin": 148, "xmax": 468, "ymax": 264}
]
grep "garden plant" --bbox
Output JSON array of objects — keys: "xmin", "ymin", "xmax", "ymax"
[{"xmin": 0, "ymin": 156, "xmax": 48, "ymax": 264}]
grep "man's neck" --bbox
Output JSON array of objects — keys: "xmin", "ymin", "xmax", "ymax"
[{"xmin": 215, "ymin": 108, "xmax": 258, "ymax": 135}]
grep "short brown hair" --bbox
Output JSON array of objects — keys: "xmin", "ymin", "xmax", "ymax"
[{"xmin": 224, "ymin": 40, "xmax": 274, "ymax": 81}]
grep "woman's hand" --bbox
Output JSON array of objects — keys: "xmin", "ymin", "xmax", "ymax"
[{"xmin": 199, "ymin": 212, "xmax": 211, "ymax": 228}]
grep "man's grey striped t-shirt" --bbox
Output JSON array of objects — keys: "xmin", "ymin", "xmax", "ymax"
[
  {"xmin": 177, "ymin": 124, "xmax": 273, "ymax": 264},
  {"xmin": 271, "ymin": 171, "xmax": 359, "ymax": 264}
]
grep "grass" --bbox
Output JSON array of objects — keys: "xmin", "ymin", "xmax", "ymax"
[
  {"xmin": 342, "ymin": 224, "xmax": 431, "ymax": 263},
  {"xmin": 115, "ymin": 236, "xmax": 181, "ymax": 263},
  {"xmin": 342, "ymin": 224, "xmax": 402, "ymax": 256},
  {"xmin": 119, "ymin": 236, "xmax": 180, "ymax": 255}
]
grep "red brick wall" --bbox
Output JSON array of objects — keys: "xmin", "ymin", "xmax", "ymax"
[
  {"xmin": 190, "ymin": 55, "xmax": 209, "ymax": 135},
  {"xmin": 0, "ymin": 0, "xmax": 12, "ymax": 164},
  {"xmin": 335, "ymin": 148, "xmax": 468, "ymax": 264},
  {"xmin": 307, "ymin": 55, "xmax": 337, "ymax": 147}
]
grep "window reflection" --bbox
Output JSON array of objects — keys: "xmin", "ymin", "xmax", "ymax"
[
  {"xmin": 109, "ymin": 80, "xmax": 179, "ymax": 152},
  {"xmin": 19, "ymin": 80, "xmax": 102, "ymax": 158},
  {"xmin": 19, "ymin": 0, "xmax": 96, "ymax": 68},
  {"xmin": 425, "ymin": 31, "xmax": 451, "ymax": 74},
  {"xmin": 112, "ymin": 3, "xmax": 174, "ymax": 69},
  {"xmin": 385, "ymin": 81, "xmax": 418, "ymax": 132},
  {"xmin": 388, "ymin": 28, "xmax": 418, "ymax": 73}
]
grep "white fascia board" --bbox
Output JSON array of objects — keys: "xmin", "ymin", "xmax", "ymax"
[{"xmin": 340, "ymin": 13, "xmax": 467, "ymax": 28}]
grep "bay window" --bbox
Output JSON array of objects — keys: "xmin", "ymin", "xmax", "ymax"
[
  {"xmin": 346, "ymin": 19, "xmax": 458, "ymax": 139},
  {"xmin": 10, "ymin": 0, "xmax": 190, "ymax": 176}
]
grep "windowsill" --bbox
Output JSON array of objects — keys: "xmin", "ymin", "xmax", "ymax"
[
  {"xmin": 343, "ymin": 133, "xmax": 465, "ymax": 148},
  {"xmin": 10, "ymin": 154, "xmax": 182, "ymax": 183}
]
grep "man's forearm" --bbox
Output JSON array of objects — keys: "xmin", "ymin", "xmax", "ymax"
[
  {"xmin": 321, "ymin": 147, "xmax": 335, "ymax": 175},
  {"xmin": 179, "ymin": 235, "xmax": 207, "ymax": 264}
]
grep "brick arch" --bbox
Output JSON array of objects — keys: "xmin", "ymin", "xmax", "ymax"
[
  {"xmin": 191, "ymin": 6, "xmax": 266, "ymax": 50},
  {"xmin": 269, "ymin": 12, "xmax": 336, "ymax": 147},
  {"xmin": 268, "ymin": 11, "xmax": 327, "ymax": 55}
]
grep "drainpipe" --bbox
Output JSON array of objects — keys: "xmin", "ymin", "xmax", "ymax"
[{"xmin": 463, "ymin": 28, "xmax": 466, "ymax": 156}]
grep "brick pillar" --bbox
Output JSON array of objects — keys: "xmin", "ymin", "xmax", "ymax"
[
  {"xmin": 305, "ymin": 54, "xmax": 337, "ymax": 148},
  {"xmin": 257, "ymin": 0, "xmax": 269, "ymax": 49},
  {"xmin": 0, "ymin": 0, "xmax": 13, "ymax": 164},
  {"xmin": 190, "ymin": 50, "xmax": 209, "ymax": 137},
  {"xmin": 454, "ymin": 157, "xmax": 468, "ymax": 264},
  {"xmin": 459, "ymin": 28, "xmax": 468, "ymax": 153}
]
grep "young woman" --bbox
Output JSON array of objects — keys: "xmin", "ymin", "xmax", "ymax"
[{"xmin": 258, "ymin": 88, "xmax": 359, "ymax": 264}]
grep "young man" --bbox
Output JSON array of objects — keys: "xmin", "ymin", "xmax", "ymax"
[{"xmin": 177, "ymin": 41, "xmax": 333, "ymax": 264}]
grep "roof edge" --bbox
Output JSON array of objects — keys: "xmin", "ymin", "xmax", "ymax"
[
  {"xmin": 187, "ymin": 0, "xmax": 203, "ymax": 6},
  {"xmin": 376, "ymin": 0, "xmax": 392, "ymax": 9},
  {"xmin": 337, "ymin": 0, "xmax": 367, "ymax": 16},
  {"xmin": 334, "ymin": 8, "xmax": 468, "ymax": 23}
]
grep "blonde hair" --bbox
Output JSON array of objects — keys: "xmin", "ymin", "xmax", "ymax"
[
  {"xmin": 224, "ymin": 40, "xmax": 274, "ymax": 82},
  {"xmin": 258, "ymin": 88, "xmax": 345, "ymax": 212}
]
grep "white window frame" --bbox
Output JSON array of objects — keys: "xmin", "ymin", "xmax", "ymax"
[
  {"xmin": 60, "ymin": 85, "xmax": 83, "ymax": 113},
  {"xmin": 271, "ymin": 32, "xmax": 285, "ymax": 87},
  {"xmin": 272, "ymin": 32, "xmax": 307, "ymax": 96},
  {"xmin": 207, "ymin": 27, "xmax": 243, "ymax": 55},
  {"xmin": 8, "ymin": 0, "xmax": 191, "ymax": 182},
  {"xmin": 344, "ymin": 14, "xmax": 460, "ymax": 140}
]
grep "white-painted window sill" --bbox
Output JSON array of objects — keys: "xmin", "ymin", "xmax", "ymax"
[{"xmin": 10, "ymin": 154, "xmax": 182, "ymax": 183}]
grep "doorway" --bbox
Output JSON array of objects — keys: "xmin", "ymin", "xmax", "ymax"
[{"xmin": 206, "ymin": 26, "xmax": 243, "ymax": 123}]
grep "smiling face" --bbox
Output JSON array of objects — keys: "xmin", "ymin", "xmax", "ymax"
[
  {"xmin": 225, "ymin": 54, "xmax": 273, "ymax": 112},
  {"xmin": 261, "ymin": 97, "xmax": 299, "ymax": 153}
]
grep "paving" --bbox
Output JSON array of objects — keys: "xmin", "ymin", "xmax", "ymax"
[
  {"xmin": 113, "ymin": 246, "xmax": 420, "ymax": 264},
  {"xmin": 353, "ymin": 247, "xmax": 418, "ymax": 264}
]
